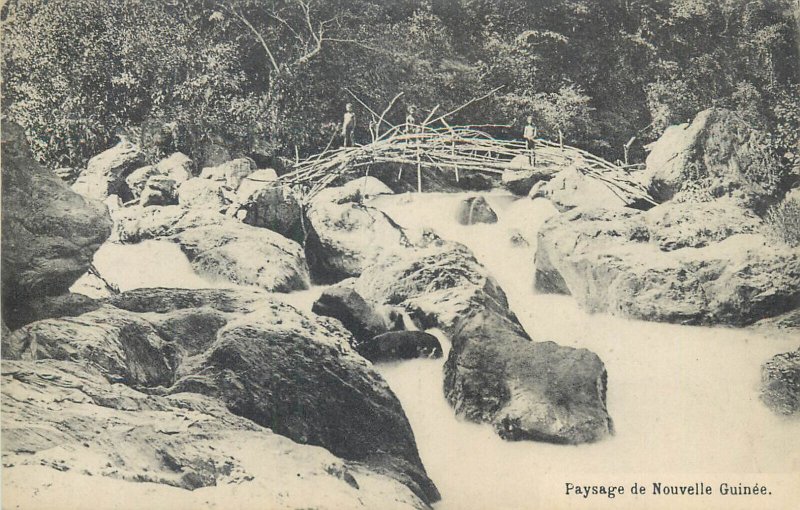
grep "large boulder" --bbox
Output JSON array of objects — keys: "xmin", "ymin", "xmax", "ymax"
[
  {"xmin": 311, "ymin": 279, "xmax": 401, "ymax": 347},
  {"xmin": 535, "ymin": 203, "xmax": 800, "ymax": 325},
  {"xmin": 177, "ymin": 178, "xmax": 228, "ymax": 211},
  {"xmin": 760, "ymin": 348, "xmax": 800, "ymax": 416},
  {"xmin": 530, "ymin": 164, "xmax": 628, "ymax": 212},
  {"xmin": 234, "ymin": 170, "xmax": 304, "ymax": 243},
  {"xmin": 446, "ymin": 309, "xmax": 612, "ymax": 444},
  {"xmin": 112, "ymin": 206, "xmax": 309, "ymax": 292},
  {"xmin": 643, "ymin": 108, "xmax": 782, "ymax": 210},
  {"xmin": 305, "ymin": 199, "xmax": 412, "ymax": 283},
  {"xmin": 126, "ymin": 152, "xmax": 193, "ymax": 199},
  {"xmin": 1, "ymin": 121, "xmax": 112, "ymax": 329},
  {"xmin": 2, "ymin": 288, "xmax": 439, "ymax": 505},
  {"xmin": 140, "ymin": 175, "xmax": 178, "ymax": 207},
  {"xmin": 199, "ymin": 158, "xmax": 255, "ymax": 188},
  {"xmin": 313, "ymin": 176, "xmax": 394, "ymax": 205},
  {"xmin": 1, "ymin": 360, "xmax": 430, "ymax": 510},
  {"xmin": 72, "ymin": 141, "xmax": 144, "ymax": 201},
  {"xmin": 502, "ymin": 156, "xmax": 559, "ymax": 196},
  {"xmin": 456, "ymin": 196, "xmax": 498, "ymax": 225},
  {"xmin": 352, "ymin": 235, "xmax": 613, "ymax": 444}
]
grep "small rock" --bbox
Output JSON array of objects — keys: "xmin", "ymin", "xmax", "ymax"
[
  {"xmin": 456, "ymin": 196, "xmax": 497, "ymax": 225},
  {"xmin": 761, "ymin": 348, "xmax": 800, "ymax": 416},
  {"xmin": 361, "ymin": 331, "xmax": 443, "ymax": 362}
]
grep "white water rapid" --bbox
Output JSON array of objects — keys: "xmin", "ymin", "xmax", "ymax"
[{"xmin": 74, "ymin": 192, "xmax": 798, "ymax": 510}]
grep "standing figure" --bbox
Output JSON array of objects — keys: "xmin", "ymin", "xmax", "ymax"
[
  {"xmin": 405, "ymin": 105, "xmax": 417, "ymax": 133},
  {"xmin": 523, "ymin": 115, "xmax": 538, "ymax": 167},
  {"xmin": 342, "ymin": 103, "xmax": 356, "ymax": 147}
]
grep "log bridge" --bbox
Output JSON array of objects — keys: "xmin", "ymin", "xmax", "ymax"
[{"xmin": 274, "ymin": 90, "xmax": 656, "ymax": 207}]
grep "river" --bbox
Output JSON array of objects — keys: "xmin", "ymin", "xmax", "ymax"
[{"xmin": 73, "ymin": 192, "xmax": 799, "ymax": 510}]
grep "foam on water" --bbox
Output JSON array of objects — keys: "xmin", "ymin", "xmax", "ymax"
[
  {"xmin": 66, "ymin": 197, "xmax": 798, "ymax": 509},
  {"xmin": 370, "ymin": 192, "xmax": 799, "ymax": 510},
  {"xmin": 71, "ymin": 240, "xmax": 225, "ymax": 297}
]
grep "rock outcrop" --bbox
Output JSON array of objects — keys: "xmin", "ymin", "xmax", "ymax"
[
  {"xmin": 502, "ymin": 156, "xmax": 560, "ymax": 196},
  {"xmin": 140, "ymin": 175, "xmax": 178, "ymax": 207},
  {"xmin": 535, "ymin": 202, "xmax": 800, "ymax": 325},
  {"xmin": 350, "ymin": 234, "xmax": 613, "ymax": 444},
  {"xmin": 3, "ymin": 288, "xmax": 439, "ymax": 505},
  {"xmin": 1, "ymin": 359, "xmax": 430, "ymax": 509},
  {"xmin": 643, "ymin": 108, "xmax": 782, "ymax": 210},
  {"xmin": 311, "ymin": 280, "xmax": 402, "ymax": 347},
  {"xmin": 305, "ymin": 191, "xmax": 412, "ymax": 283},
  {"xmin": 126, "ymin": 152, "xmax": 193, "ymax": 199},
  {"xmin": 72, "ymin": 141, "xmax": 144, "ymax": 201},
  {"xmin": 199, "ymin": 158, "xmax": 256, "ymax": 188},
  {"xmin": 446, "ymin": 309, "xmax": 611, "ymax": 443},
  {"xmin": 233, "ymin": 169, "xmax": 304, "ymax": 243},
  {"xmin": 760, "ymin": 348, "xmax": 800, "ymax": 416},
  {"xmin": 456, "ymin": 196, "xmax": 498, "ymax": 225},
  {"xmin": 112, "ymin": 206, "xmax": 309, "ymax": 292},
  {"xmin": 530, "ymin": 164, "xmax": 630, "ymax": 212},
  {"xmin": 1, "ymin": 121, "xmax": 112, "ymax": 329},
  {"xmin": 177, "ymin": 178, "xmax": 228, "ymax": 210}
]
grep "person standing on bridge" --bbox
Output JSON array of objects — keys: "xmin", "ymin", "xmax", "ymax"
[
  {"xmin": 342, "ymin": 103, "xmax": 356, "ymax": 147},
  {"xmin": 523, "ymin": 115, "xmax": 538, "ymax": 167},
  {"xmin": 405, "ymin": 105, "xmax": 418, "ymax": 134}
]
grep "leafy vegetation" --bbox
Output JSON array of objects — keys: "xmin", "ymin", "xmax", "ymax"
[
  {"xmin": 765, "ymin": 196, "xmax": 800, "ymax": 247},
  {"xmin": 2, "ymin": 0, "xmax": 798, "ymax": 173}
]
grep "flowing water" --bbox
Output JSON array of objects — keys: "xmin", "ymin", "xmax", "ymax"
[
  {"xmin": 74, "ymin": 193, "xmax": 799, "ymax": 509},
  {"xmin": 369, "ymin": 192, "xmax": 800, "ymax": 509}
]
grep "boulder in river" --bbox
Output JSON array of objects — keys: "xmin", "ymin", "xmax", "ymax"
[
  {"xmin": 352, "ymin": 235, "xmax": 613, "ymax": 444},
  {"xmin": 362, "ymin": 331, "xmax": 443, "ymax": 362},
  {"xmin": 446, "ymin": 309, "xmax": 612, "ymax": 444},
  {"xmin": 2, "ymin": 287, "xmax": 439, "ymax": 505},
  {"xmin": 535, "ymin": 203, "xmax": 800, "ymax": 325},
  {"xmin": 760, "ymin": 348, "xmax": 800, "ymax": 416},
  {"xmin": 1, "ymin": 121, "xmax": 112, "ymax": 329},
  {"xmin": 311, "ymin": 279, "xmax": 401, "ymax": 347},
  {"xmin": 72, "ymin": 141, "xmax": 144, "ymax": 201},
  {"xmin": 234, "ymin": 170, "xmax": 304, "ymax": 243},
  {"xmin": 112, "ymin": 206, "xmax": 310, "ymax": 292},
  {"xmin": 456, "ymin": 196, "xmax": 498, "ymax": 225},
  {"xmin": 1, "ymin": 359, "xmax": 431, "ymax": 509},
  {"xmin": 305, "ymin": 197, "xmax": 412, "ymax": 283},
  {"xmin": 529, "ymin": 164, "xmax": 629, "ymax": 212}
]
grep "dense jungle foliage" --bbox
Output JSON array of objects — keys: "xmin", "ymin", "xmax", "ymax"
[{"xmin": 2, "ymin": 0, "xmax": 799, "ymax": 173}]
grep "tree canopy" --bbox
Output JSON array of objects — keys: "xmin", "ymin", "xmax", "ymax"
[{"xmin": 2, "ymin": 0, "xmax": 798, "ymax": 170}]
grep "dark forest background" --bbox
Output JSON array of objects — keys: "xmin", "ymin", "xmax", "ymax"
[{"xmin": 2, "ymin": 0, "xmax": 799, "ymax": 171}]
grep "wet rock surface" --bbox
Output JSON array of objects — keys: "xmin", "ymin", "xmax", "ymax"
[
  {"xmin": 1, "ymin": 121, "xmax": 112, "ymax": 329},
  {"xmin": 349, "ymin": 234, "xmax": 613, "ymax": 444},
  {"xmin": 112, "ymin": 206, "xmax": 310, "ymax": 292},
  {"xmin": 1, "ymin": 359, "xmax": 430, "ymax": 509},
  {"xmin": 362, "ymin": 331, "xmax": 443, "ymax": 362},
  {"xmin": 311, "ymin": 280, "xmax": 401, "ymax": 347},
  {"xmin": 535, "ymin": 205, "xmax": 800, "ymax": 325},
  {"xmin": 2, "ymin": 288, "xmax": 439, "ymax": 505},
  {"xmin": 760, "ymin": 348, "xmax": 800, "ymax": 416},
  {"xmin": 456, "ymin": 196, "xmax": 498, "ymax": 225}
]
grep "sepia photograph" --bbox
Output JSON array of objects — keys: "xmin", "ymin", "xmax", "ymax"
[{"xmin": 1, "ymin": 0, "xmax": 799, "ymax": 508}]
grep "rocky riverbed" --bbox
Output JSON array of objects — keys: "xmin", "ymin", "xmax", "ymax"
[{"xmin": 3, "ymin": 108, "xmax": 799, "ymax": 509}]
